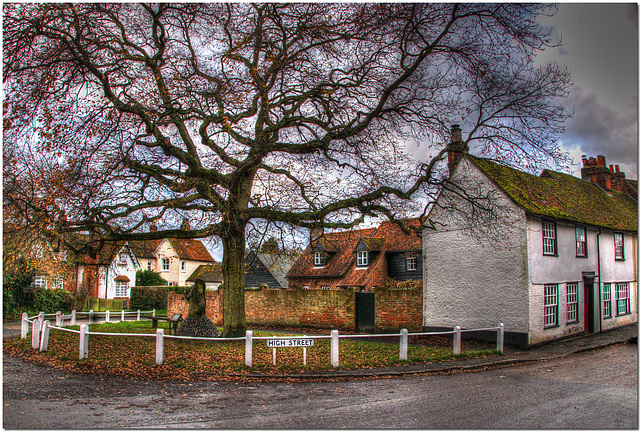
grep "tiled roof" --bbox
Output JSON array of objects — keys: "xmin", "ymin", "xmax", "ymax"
[
  {"xmin": 82, "ymin": 241, "xmax": 128, "ymax": 265},
  {"xmin": 166, "ymin": 238, "xmax": 214, "ymax": 262},
  {"xmin": 187, "ymin": 264, "xmax": 223, "ymax": 283},
  {"xmin": 287, "ymin": 219, "xmax": 422, "ymax": 281},
  {"xmin": 129, "ymin": 238, "xmax": 214, "ymax": 262},
  {"xmin": 468, "ymin": 155, "xmax": 638, "ymax": 232}
]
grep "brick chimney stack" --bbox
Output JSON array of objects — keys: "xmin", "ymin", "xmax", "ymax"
[
  {"xmin": 446, "ymin": 124, "xmax": 468, "ymax": 175},
  {"xmin": 580, "ymin": 154, "xmax": 628, "ymax": 193}
]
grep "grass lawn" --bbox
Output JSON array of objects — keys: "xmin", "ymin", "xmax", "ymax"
[{"xmin": 4, "ymin": 321, "xmax": 501, "ymax": 381}]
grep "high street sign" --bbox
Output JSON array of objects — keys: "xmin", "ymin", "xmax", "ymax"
[{"xmin": 267, "ymin": 338, "xmax": 314, "ymax": 348}]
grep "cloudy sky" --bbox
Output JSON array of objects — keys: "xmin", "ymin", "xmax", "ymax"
[{"xmin": 536, "ymin": 3, "xmax": 638, "ymax": 180}]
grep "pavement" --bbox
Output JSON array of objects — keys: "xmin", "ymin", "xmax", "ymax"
[{"xmin": 3, "ymin": 318, "xmax": 637, "ymax": 380}]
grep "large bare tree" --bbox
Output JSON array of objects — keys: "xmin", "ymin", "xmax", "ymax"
[{"xmin": 3, "ymin": 3, "xmax": 570, "ymax": 336}]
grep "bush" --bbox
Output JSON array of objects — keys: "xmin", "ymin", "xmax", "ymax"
[
  {"xmin": 167, "ymin": 285, "xmax": 188, "ymax": 295},
  {"xmin": 33, "ymin": 289, "xmax": 76, "ymax": 314},
  {"xmin": 377, "ymin": 278, "xmax": 422, "ymax": 291},
  {"xmin": 136, "ymin": 270, "xmax": 168, "ymax": 286},
  {"xmin": 130, "ymin": 285, "xmax": 168, "ymax": 311}
]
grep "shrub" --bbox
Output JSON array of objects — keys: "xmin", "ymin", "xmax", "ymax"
[
  {"xmin": 130, "ymin": 285, "xmax": 168, "ymax": 311},
  {"xmin": 33, "ymin": 289, "xmax": 75, "ymax": 314},
  {"xmin": 377, "ymin": 278, "xmax": 422, "ymax": 291},
  {"xmin": 136, "ymin": 270, "xmax": 168, "ymax": 286}
]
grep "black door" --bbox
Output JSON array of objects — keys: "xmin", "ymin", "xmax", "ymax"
[{"xmin": 355, "ymin": 292, "xmax": 375, "ymax": 333}]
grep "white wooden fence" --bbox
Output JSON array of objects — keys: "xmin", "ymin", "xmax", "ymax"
[{"xmin": 20, "ymin": 312, "xmax": 504, "ymax": 368}]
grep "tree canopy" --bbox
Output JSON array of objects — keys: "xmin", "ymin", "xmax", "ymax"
[{"xmin": 3, "ymin": 3, "xmax": 571, "ymax": 336}]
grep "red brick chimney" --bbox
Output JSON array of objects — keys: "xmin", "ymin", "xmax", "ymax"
[
  {"xmin": 446, "ymin": 124, "xmax": 468, "ymax": 175},
  {"xmin": 580, "ymin": 155, "xmax": 628, "ymax": 193}
]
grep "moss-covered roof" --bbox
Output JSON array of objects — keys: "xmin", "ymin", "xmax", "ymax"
[{"xmin": 468, "ymin": 155, "xmax": 638, "ymax": 232}]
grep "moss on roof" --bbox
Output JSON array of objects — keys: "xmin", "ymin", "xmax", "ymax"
[{"xmin": 468, "ymin": 155, "xmax": 637, "ymax": 232}]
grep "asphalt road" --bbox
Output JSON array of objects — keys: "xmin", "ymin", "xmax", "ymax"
[{"xmin": 3, "ymin": 343, "xmax": 637, "ymax": 429}]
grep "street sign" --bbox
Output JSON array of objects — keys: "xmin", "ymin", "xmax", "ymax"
[{"xmin": 267, "ymin": 338, "xmax": 314, "ymax": 348}]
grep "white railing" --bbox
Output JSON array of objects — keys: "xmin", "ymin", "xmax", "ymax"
[{"xmin": 20, "ymin": 312, "xmax": 504, "ymax": 369}]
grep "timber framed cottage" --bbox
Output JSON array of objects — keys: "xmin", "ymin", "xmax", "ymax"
[
  {"xmin": 423, "ymin": 125, "xmax": 638, "ymax": 347},
  {"xmin": 288, "ymin": 218, "xmax": 422, "ymax": 291}
]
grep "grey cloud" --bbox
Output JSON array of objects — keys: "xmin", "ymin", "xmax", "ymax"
[{"xmin": 561, "ymin": 86, "xmax": 638, "ymax": 179}]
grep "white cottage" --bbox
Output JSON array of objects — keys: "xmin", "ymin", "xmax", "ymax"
[
  {"xmin": 76, "ymin": 242, "xmax": 140, "ymax": 306},
  {"xmin": 423, "ymin": 126, "xmax": 638, "ymax": 347}
]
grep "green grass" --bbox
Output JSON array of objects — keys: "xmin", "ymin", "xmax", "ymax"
[{"xmin": 5, "ymin": 321, "xmax": 501, "ymax": 379}]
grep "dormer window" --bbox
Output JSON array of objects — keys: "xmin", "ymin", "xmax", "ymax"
[
  {"xmin": 313, "ymin": 251, "xmax": 326, "ymax": 267},
  {"xmin": 406, "ymin": 252, "xmax": 418, "ymax": 271},
  {"xmin": 356, "ymin": 250, "xmax": 369, "ymax": 267},
  {"xmin": 118, "ymin": 253, "xmax": 127, "ymax": 266}
]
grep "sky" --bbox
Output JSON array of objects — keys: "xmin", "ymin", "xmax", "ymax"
[{"xmin": 536, "ymin": 3, "xmax": 638, "ymax": 180}]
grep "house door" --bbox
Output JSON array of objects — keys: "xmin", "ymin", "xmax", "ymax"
[
  {"xmin": 355, "ymin": 292, "xmax": 375, "ymax": 333},
  {"xmin": 583, "ymin": 276, "xmax": 595, "ymax": 334}
]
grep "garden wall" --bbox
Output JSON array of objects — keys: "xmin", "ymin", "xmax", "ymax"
[{"xmin": 167, "ymin": 289, "xmax": 422, "ymax": 332}]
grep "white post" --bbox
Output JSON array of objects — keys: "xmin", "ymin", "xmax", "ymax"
[
  {"xmin": 55, "ymin": 311, "xmax": 62, "ymax": 327},
  {"xmin": 71, "ymin": 310, "xmax": 76, "ymax": 326},
  {"xmin": 137, "ymin": 310, "xmax": 141, "ymax": 321},
  {"xmin": 121, "ymin": 310, "xmax": 125, "ymax": 322},
  {"xmin": 38, "ymin": 312, "xmax": 45, "ymax": 326},
  {"xmin": 400, "ymin": 329, "xmax": 408, "ymax": 361},
  {"xmin": 105, "ymin": 310, "xmax": 110, "ymax": 323},
  {"xmin": 156, "ymin": 328, "xmax": 164, "ymax": 365},
  {"xmin": 89, "ymin": 310, "xmax": 94, "ymax": 324},
  {"xmin": 79, "ymin": 324, "xmax": 89, "ymax": 359},
  {"xmin": 39, "ymin": 321, "xmax": 51, "ymax": 352},
  {"xmin": 245, "ymin": 331, "xmax": 253, "ymax": 367},
  {"xmin": 453, "ymin": 326, "xmax": 461, "ymax": 355},
  {"xmin": 303, "ymin": 336, "xmax": 308, "ymax": 365},
  {"xmin": 497, "ymin": 323, "xmax": 504, "ymax": 353},
  {"xmin": 32, "ymin": 319, "xmax": 42, "ymax": 350},
  {"xmin": 21, "ymin": 313, "xmax": 29, "ymax": 339},
  {"xmin": 331, "ymin": 330, "xmax": 339, "ymax": 368},
  {"xmin": 273, "ymin": 348, "xmax": 277, "ymax": 365},
  {"xmin": 152, "ymin": 309, "xmax": 156, "ymax": 317}
]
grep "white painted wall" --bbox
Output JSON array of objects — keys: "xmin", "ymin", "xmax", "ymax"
[
  {"xmin": 423, "ymin": 158, "xmax": 531, "ymax": 334},
  {"xmin": 99, "ymin": 247, "xmax": 139, "ymax": 300}
]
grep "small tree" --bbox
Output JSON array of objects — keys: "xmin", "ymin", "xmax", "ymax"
[{"xmin": 136, "ymin": 270, "xmax": 169, "ymax": 287}]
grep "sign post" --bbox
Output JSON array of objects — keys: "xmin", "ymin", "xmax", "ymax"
[{"xmin": 266, "ymin": 337, "xmax": 314, "ymax": 366}]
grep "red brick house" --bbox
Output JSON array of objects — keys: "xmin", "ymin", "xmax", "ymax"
[{"xmin": 287, "ymin": 219, "xmax": 422, "ymax": 292}]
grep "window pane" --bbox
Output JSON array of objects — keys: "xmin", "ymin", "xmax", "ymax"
[
  {"xmin": 567, "ymin": 283, "xmax": 579, "ymax": 323},
  {"xmin": 544, "ymin": 284, "xmax": 558, "ymax": 327},
  {"xmin": 575, "ymin": 227, "xmax": 587, "ymax": 257},
  {"xmin": 542, "ymin": 222, "xmax": 556, "ymax": 255},
  {"xmin": 603, "ymin": 283, "xmax": 612, "ymax": 318},
  {"xmin": 614, "ymin": 233, "xmax": 624, "ymax": 259}
]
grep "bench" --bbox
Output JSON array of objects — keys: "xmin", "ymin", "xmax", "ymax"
[{"xmin": 150, "ymin": 314, "xmax": 182, "ymax": 335}]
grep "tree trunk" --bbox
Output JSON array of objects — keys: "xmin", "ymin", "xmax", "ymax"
[{"xmin": 221, "ymin": 225, "xmax": 247, "ymax": 338}]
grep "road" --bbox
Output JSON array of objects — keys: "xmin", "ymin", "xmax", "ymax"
[{"xmin": 3, "ymin": 343, "xmax": 637, "ymax": 429}]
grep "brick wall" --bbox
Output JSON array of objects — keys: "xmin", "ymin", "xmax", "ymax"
[
  {"xmin": 375, "ymin": 289, "xmax": 423, "ymax": 332},
  {"xmin": 167, "ymin": 289, "xmax": 422, "ymax": 332},
  {"xmin": 167, "ymin": 291, "xmax": 224, "ymax": 326}
]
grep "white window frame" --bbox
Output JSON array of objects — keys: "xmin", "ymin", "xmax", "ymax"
[
  {"xmin": 303, "ymin": 285, "xmax": 310, "ymax": 290},
  {"xmin": 542, "ymin": 221, "xmax": 557, "ymax": 256},
  {"xmin": 575, "ymin": 226, "xmax": 587, "ymax": 257},
  {"xmin": 147, "ymin": 261, "xmax": 152, "ymax": 271},
  {"xmin": 161, "ymin": 258, "xmax": 170, "ymax": 271},
  {"xmin": 115, "ymin": 281, "xmax": 129, "ymax": 297},
  {"xmin": 34, "ymin": 275, "xmax": 47, "ymax": 289},
  {"xmin": 313, "ymin": 251, "xmax": 325, "ymax": 267},
  {"xmin": 566, "ymin": 283, "xmax": 579, "ymax": 323},
  {"xmin": 321, "ymin": 286, "xmax": 331, "ymax": 290},
  {"xmin": 603, "ymin": 283, "xmax": 612, "ymax": 319},
  {"xmin": 406, "ymin": 252, "xmax": 418, "ymax": 271},
  {"xmin": 544, "ymin": 284, "xmax": 559, "ymax": 328},
  {"xmin": 356, "ymin": 250, "xmax": 369, "ymax": 267},
  {"xmin": 181, "ymin": 261, "xmax": 186, "ymax": 272},
  {"xmin": 616, "ymin": 282, "xmax": 630, "ymax": 315},
  {"xmin": 614, "ymin": 233, "xmax": 625, "ymax": 260},
  {"xmin": 118, "ymin": 252, "xmax": 127, "ymax": 266}
]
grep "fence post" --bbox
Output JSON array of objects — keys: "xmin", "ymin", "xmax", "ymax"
[
  {"xmin": 38, "ymin": 312, "xmax": 45, "ymax": 326},
  {"xmin": 121, "ymin": 310, "xmax": 125, "ymax": 322},
  {"xmin": 79, "ymin": 324, "xmax": 89, "ymax": 359},
  {"xmin": 21, "ymin": 313, "xmax": 29, "ymax": 339},
  {"xmin": 32, "ymin": 319, "xmax": 42, "ymax": 350},
  {"xmin": 55, "ymin": 311, "xmax": 62, "ymax": 327},
  {"xmin": 245, "ymin": 331, "xmax": 253, "ymax": 367},
  {"xmin": 400, "ymin": 329, "xmax": 408, "ymax": 361},
  {"xmin": 39, "ymin": 321, "xmax": 51, "ymax": 352},
  {"xmin": 106, "ymin": 310, "xmax": 110, "ymax": 323},
  {"xmin": 152, "ymin": 309, "xmax": 156, "ymax": 317},
  {"xmin": 71, "ymin": 310, "xmax": 76, "ymax": 326},
  {"xmin": 156, "ymin": 329, "xmax": 164, "ymax": 365},
  {"xmin": 89, "ymin": 310, "xmax": 94, "ymax": 324},
  {"xmin": 137, "ymin": 310, "xmax": 141, "ymax": 321},
  {"xmin": 497, "ymin": 323, "xmax": 504, "ymax": 353},
  {"xmin": 331, "ymin": 330, "xmax": 339, "ymax": 368},
  {"xmin": 453, "ymin": 326, "xmax": 461, "ymax": 355}
]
